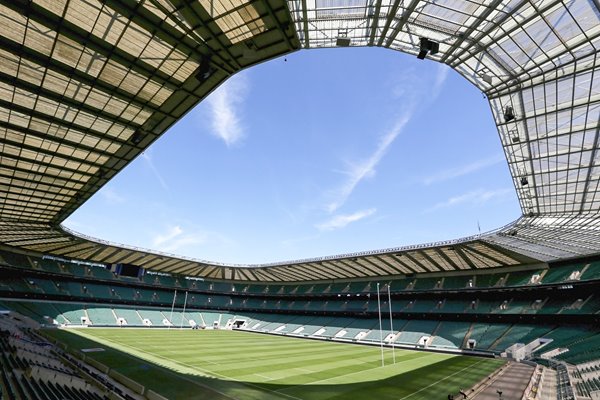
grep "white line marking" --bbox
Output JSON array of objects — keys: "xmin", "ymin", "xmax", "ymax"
[
  {"xmin": 73, "ymin": 330, "xmax": 303, "ymax": 400},
  {"xmin": 397, "ymin": 358, "xmax": 488, "ymax": 400},
  {"xmin": 254, "ymin": 373, "xmax": 274, "ymax": 380},
  {"xmin": 295, "ymin": 368, "xmax": 315, "ymax": 374},
  {"xmin": 277, "ymin": 352, "xmax": 440, "ymax": 393}
]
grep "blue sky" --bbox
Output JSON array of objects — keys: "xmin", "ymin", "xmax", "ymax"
[{"xmin": 64, "ymin": 47, "xmax": 521, "ymax": 265}]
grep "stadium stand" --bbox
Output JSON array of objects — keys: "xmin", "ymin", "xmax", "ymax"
[{"xmin": 0, "ymin": 313, "xmax": 121, "ymax": 400}]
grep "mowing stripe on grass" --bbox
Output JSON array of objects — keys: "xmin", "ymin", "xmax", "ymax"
[
  {"xmin": 72, "ymin": 330, "xmax": 304, "ymax": 400},
  {"xmin": 398, "ymin": 358, "xmax": 487, "ymax": 400},
  {"xmin": 47, "ymin": 329, "xmax": 505, "ymax": 400}
]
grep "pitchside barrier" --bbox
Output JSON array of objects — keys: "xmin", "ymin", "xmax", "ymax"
[
  {"xmin": 38, "ymin": 330, "xmax": 148, "ymax": 396},
  {"xmin": 109, "ymin": 369, "xmax": 145, "ymax": 395},
  {"xmin": 146, "ymin": 389, "xmax": 170, "ymax": 400}
]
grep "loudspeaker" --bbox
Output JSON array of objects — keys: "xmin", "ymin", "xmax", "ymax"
[
  {"xmin": 417, "ymin": 38, "xmax": 439, "ymax": 59},
  {"xmin": 195, "ymin": 56, "xmax": 213, "ymax": 83},
  {"xmin": 504, "ymin": 106, "xmax": 515, "ymax": 122}
]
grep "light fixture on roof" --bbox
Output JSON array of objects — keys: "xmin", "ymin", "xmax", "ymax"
[
  {"xmin": 504, "ymin": 106, "xmax": 515, "ymax": 122},
  {"xmin": 195, "ymin": 56, "xmax": 214, "ymax": 83},
  {"xmin": 336, "ymin": 36, "xmax": 351, "ymax": 47},
  {"xmin": 417, "ymin": 38, "xmax": 439, "ymax": 60},
  {"xmin": 520, "ymin": 177, "xmax": 529, "ymax": 186},
  {"xmin": 130, "ymin": 130, "xmax": 146, "ymax": 145}
]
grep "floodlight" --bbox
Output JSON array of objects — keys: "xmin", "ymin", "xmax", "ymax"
[
  {"xmin": 195, "ymin": 56, "xmax": 214, "ymax": 83},
  {"xmin": 130, "ymin": 130, "xmax": 146, "ymax": 145},
  {"xmin": 417, "ymin": 38, "xmax": 439, "ymax": 60},
  {"xmin": 336, "ymin": 37, "xmax": 351, "ymax": 47},
  {"xmin": 504, "ymin": 106, "xmax": 515, "ymax": 122}
]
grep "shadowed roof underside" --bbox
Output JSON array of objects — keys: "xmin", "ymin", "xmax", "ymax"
[{"xmin": 0, "ymin": 0, "xmax": 599, "ymax": 281}]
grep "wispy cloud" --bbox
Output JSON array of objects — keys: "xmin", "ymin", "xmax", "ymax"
[
  {"xmin": 432, "ymin": 64, "xmax": 450, "ymax": 99},
  {"xmin": 99, "ymin": 187, "xmax": 124, "ymax": 204},
  {"xmin": 422, "ymin": 154, "xmax": 505, "ymax": 185},
  {"xmin": 141, "ymin": 151, "xmax": 169, "ymax": 191},
  {"xmin": 323, "ymin": 64, "xmax": 450, "ymax": 213},
  {"xmin": 205, "ymin": 73, "xmax": 249, "ymax": 146},
  {"xmin": 426, "ymin": 188, "xmax": 513, "ymax": 213},
  {"xmin": 316, "ymin": 208, "xmax": 377, "ymax": 231},
  {"xmin": 325, "ymin": 112, "xmax": 413, "ymax": 213},
  {"xmin": 391, "ymin": 63, "xmax": 449, "ymax": 104},
  {"xmin": 152, "ymin": 225, "xmax": 207, "ymax": 253}
]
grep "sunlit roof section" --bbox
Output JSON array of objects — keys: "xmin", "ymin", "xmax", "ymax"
[
  {"xmin": 0, "ymin": 0, "xmax": 297, "ymax": 227},
  {"xmin": 198, "ymin": 0, "xmax": 267, "ymax": 44},
  {"xmin": 289, "ymin": 0, "xmax": 600, "ymax": 217},
  {"xmin": 0, "ymin": 0, "xmax": 599, "ymax": 280}
]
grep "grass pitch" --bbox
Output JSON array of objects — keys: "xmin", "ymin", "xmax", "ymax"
[{"xmin": 45, "ymin": 329, "xmax": 504, "ymax": 400}]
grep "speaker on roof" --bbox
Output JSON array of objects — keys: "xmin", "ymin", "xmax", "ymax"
[
  {"xmin": 195, "ymin": 56, "xmax": 214, "ymax": 83},
  {"xmin": 504, "ymin": 106, "xmax": 515, "ymax": 122},
  {"xmin": 130, "ymin": 130, "xmax": 146, "ymax": 145},
  {"xmin": 417, "ymin": 38, "xmax": 439, "ymax": 59}
]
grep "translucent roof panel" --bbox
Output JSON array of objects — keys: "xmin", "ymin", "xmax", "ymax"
[
  {"xmin": 289, "ymin": 0, "xmax": 600, "ymax": 216},
  {"xmin": 0, "ymin": 0, "xmax": 298, "ymax": 226},
  {"xmin": 0, "ymin": 0, "xmax": 599, "ymax": 281}
]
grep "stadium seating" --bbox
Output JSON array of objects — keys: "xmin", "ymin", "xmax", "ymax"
[
  {"xmin": 136, "ymin": 309, "xmax": 168, "ymax": 326},
  {"xmin": 581, "ymin": 261, "xmax": 600, "ymax": 280},
  {"xmin": 395, "ymin": 320, "xmax": 439, "ymax": 345},
  {"xmin": 542, "ymin": 265, "xmax": 584, "ymax": 284},
  {"xmin": 2, "ymin": 246, "xmax": 600, "ymax": 371},
  {"xmin": 489, "ymin": 325, "xmax": 554, "ymax": 351},
  {"xmin": 0, "ymin": 250, "xmax": 31, "ymax": 268},
  {"xmin": 441, "ymin": 276, "xmax": 473, "ymax": 289},
  {"xmin": 86, "ymin": 307, "xmax": 117, "ymax": 326},
  {"xmin": 113, "ymin": 307, "xmax": 144, "ymax": 326},
  {"xmin": 469, "ymin": 323, "xmax": 511, "ymax": 350},
  {"xmin": 0, "ymin": 313, "xmax": 112, "ymax": 400},
  {"xmin": 505, "ymin": 270, "xmax": 542, "ymax": 287},
  {"xmin": 429, "ymin": 321, "xmax": 471, "ymax": 349}
]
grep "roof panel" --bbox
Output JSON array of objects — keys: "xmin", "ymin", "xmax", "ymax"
[{"xmin": 0, "ymin": 0, "xmax": 599, "ymax": 281}]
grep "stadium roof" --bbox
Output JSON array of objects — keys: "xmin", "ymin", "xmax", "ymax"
[{"xmin": 0, "ymin": 0, "xmax": 599, "ymax": 281}]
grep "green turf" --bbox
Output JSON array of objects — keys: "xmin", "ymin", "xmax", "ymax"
[{"xmin": 44, "ymin": 328, "xmax": 505, "ymax": 400}]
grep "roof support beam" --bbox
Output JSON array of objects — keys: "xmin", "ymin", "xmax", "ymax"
[
  {"xmin": 376, "ymin": 0, "xmax": 402, "ymax": 47},
  {"xmin": 0, "ymin": 170, "xmax": 82, "ymax": 194},
  {"xmin": 440, "ymin": 0, "xmax": 525, "ymax": 65},
  {"xmin": 0, "ymin": 70, "xmax": 141, "ymax": 132},
  {"xmin": 452, "ymin": 246, "xmax": 478, "ymax": 269},
  {"xmin": 403, "ymin": 252, "xmax": 429, "ymax": 273},
  {"xmin": 170, "ymin": 0, "xmax": 242, "ymax": 70},
  {"xmin": 0, "ymin": 97, "xmax": 132, "ymax": 147},
  {"xmin": 373, "ymin": 255, "xmax": 407, "ymax": 275},
  {"xmin": 0, "ymin": 121, "xmax": 124, "ymax": 170},
  {"xmin": 0, "ymin": 34, "xmax": 164, "ymax": 116},
  {"xmin": 389, "ymin": 254, "xmax": 419, "ymax": 274},
  {"xmin": 384, "ymin": 0, "xmax": 422, "ymax": 48},
  {"xmin": 301, "ymin": 0, "xmax": 310, "ymax": 48},
  {"xmin": 448, "ymin": 0, "xmax": 564, "ymax": 69},
  {"xmin": 486, "ymin": 38, "xmax": 600, "ymax": 98},
  {"xmin": 579, "ymin": 112, "xmax": 600, "ymax": 214},
  {"xmin": 0, "ymin": 0, "xmax": 183, "ymax": 91},
  {"xmin": 463, "ymin": 243, "xmax": 507, "ymax": 266},
  {"xmin": 433, "ymin": 248, "xmax": 461, "ymax": 270},
  {"xmin": 334, "ymin": 259, "xmax": 376, "ymax": 277},
  {"xmin": 104, "ymin": 0, "xmax": 237, "ymax": 74},
  {"xmin": 368, "ymin": 0, "xmax": 384, "ymax": 46}
]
